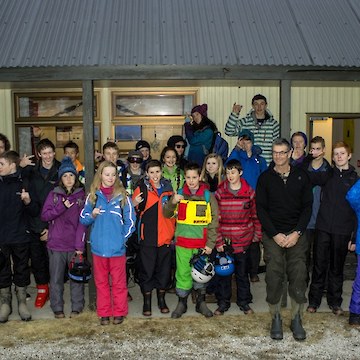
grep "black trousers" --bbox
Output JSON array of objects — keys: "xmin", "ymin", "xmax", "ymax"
[
  {"xmin": 215, "ymin": 251, "xmax": 252, "ymax": 308},
  {"xmin": 0, "ymin": 243, "xmax": 30, "ymax": 288},
  {"xmin": 308, "ymin": 230, "xmax": 350, "ymax": 308},
  {"xmin": 30, "ymin": 232, "xmax": 49, "ymax": 284},
  {"xmin": 247, "ymin": 242, "xmax": 261, "ymax": 277},
  {"xmin": 139, "ymin": 244, "xmax": 171, "ymax": 293}
]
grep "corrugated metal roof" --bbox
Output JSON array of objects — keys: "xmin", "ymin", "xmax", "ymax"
[{"xmin": 0, "ymin": 0, "xmax": 359, "ymax": 69}]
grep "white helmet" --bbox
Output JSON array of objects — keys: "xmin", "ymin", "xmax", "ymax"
[{"xmin": 190, "ymin": 253, "xmax": 215, "ymax": 284}]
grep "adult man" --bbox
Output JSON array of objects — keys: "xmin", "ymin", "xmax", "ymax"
[
  {"xmin": 225, "ymin": 94, "xmax": 279, "ymax": 165},
  {"xmin": 256, "ymin": 138, "xmax": 313, "ymax": 341}
]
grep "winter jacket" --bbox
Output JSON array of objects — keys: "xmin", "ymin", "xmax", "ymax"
[
  {"xmin": 215, "ymin": 178, "xmax": 262, "ymax": 253},
  {"xmin": 164, "ymin": 182, "xmax": 218, "ymax": 249},
  {"xmin": 226, "ymin": 145, "xmax": 267, "ymax": 189},
  {"xmin": 79, "ymin": 190, "xmax": 136, "ymax": 257},
  {"xmin": 307, "ymin": 165, "xmax": 359, "ymax": 236},
  {"xmin": 41, "ymin": 186, "xmax": 86, "ymax": 252},
  {"xmin": 256, "ymin": 164, "xmax": 313, "ymax": 237},
  {"xmin": 0, "ymin": 171, "xmax": 39, "ymax": 245},
  {"xmin": 184, "ymin": 122, "xmax": 214, "ymax": 166},
  {"xmin": 346, "ymin": 179, "xmax": 360, "ymax": 254},
  {"xmin": 162, "ymin": 165, "xmax": 184, "ymax": 192},
  {"xmin": 21, "ymin": 160, "xmax": 61, "ymax": 234},
  {"xmin": 225, "ymin": 109, "xmax": 279, "ymax": 165},
  {"xmin": 132, "ymin": 177, "xmax": 175, "ymax": 247},
  {"xmin": 121, "ymin": 167, "xmax": 145, "ymax": 196}
]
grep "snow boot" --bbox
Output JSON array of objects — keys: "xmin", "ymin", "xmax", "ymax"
[
  {"xmin": 195, "ymin": 289, "xmax": 213, "ymax": 318},
  {"xmin": 0, "ymin": 287, "xmax": 12, "ymax": 323},
  {"xmin": 171, "ymin": 295, "xmax": 188, "ymax": 319},
  {"xmin": 34, "ymin": 284, "xmax": 49, "ymax": 308},
  {"xmin": 142, "ymin": 292, "xmax": 152, "ymax": 316},
  {"xmin": 157, "ymin": 289, "xmax": 169, "ymax": 314},
  {"xmin": 16, "ymin": 286, "xmax": 31, "ymax": 321}
]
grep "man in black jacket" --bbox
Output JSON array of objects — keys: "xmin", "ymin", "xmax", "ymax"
[{"xmin": 256, "ymin": 138, "xmax": 313, "ymax": 341}]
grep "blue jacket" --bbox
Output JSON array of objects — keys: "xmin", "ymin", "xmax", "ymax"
[
  {"xmin": 80, "ymin": 190, "xmax": 136, "ymax": 257},
  {"xmin": 226, "ymin": 145, "xmax": 267, "ymax": 190},
  {"xmin": 346, "ymin": 179, "xmax": 360, "ymax": 255}
]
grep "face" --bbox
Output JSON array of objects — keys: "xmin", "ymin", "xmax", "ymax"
[
  {"xmin": 64, "ymin": 148, "xmax": 78, "ymax": 163},
  {"xmin": 226, "ymin": 168, "xmax": 242, "ymax": 186},
  {"xmin": 310, "ymin": 142, "xmax": 325, "ymax": 159},
  {"xmin": 0, "ymin": 158, "xmax": 16, "ymax": 176},
  {"xmin": 0, "ymin": 140, "xmax": 6, "ymax": 155},
  {"xmin": 272, "ymin": 144, "xmax": 291, "ymax": 167},
  {"xmin": 192, "ymin": 112, "xmax": 202, "ymax": 124},
  {"xmin": 139, "ymin": 147, "xmax": 150, "ymax": 161},
  {"xmin": 147, "ymin": 166, "xmax": 162, "ymax": 187},
  {"xmin": 61, "ymin": 172, "xmax": 76, "ymax": 191},
  {"xmin": 129, "ymin": 159, "xmax": 141, "ymax": 172},
  {"xmin": 38, "ymin": 146, "xmax": 56, "ymax": 169},
  {"xmin": 333, "ymin": 147, "xmax": 351, "ymax": 169},
  {"xmin": 243, "ymin": 139, "xmax": 252, "ymax": 152},
  {"xmin": 174, "ymin": 142, "xmax": 185, "ymax": 156},
  {"xmin": 101, "ymin": 166, "xmax": 117, "ymax": 188},
  {"xmin": 205, "ymin": 157, "xmax": 219, "ymax": 176},
  {"xmin": 103, "ymin": 147, "xmax": 119, "ymax": 165},
  {"xmin": 163, "ymin": 150, "xmax": 177, "ymax": 168},
  {"xmin": 185, "ymin": 169, "xmax": 200, "ymax": 190},
  {"xmin": 252, "ymin": 99, "xmax": 267, "ymax": 116},
  {"xmin": 292, "ymin": 135, "xmax": 306, "ymax": 151}
]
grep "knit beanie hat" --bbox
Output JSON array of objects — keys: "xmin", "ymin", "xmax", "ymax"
[
  {"xmin": 58, "ymin": 156, "xmax": 77, "ymax": 179},
  {"xmin": 191, "ymin": 104, "xmax": 208, "ymax": 117},
  {"xmin": 238, "ymin": 129, "xmax": 255, "ymax": 144},
  {"xmin": 167, "ymin": 135, "xmax": 187, "ymax": 148},
  {"xmin": 135, "ymin": 140, "xmax": 151, "ymax": 151}
]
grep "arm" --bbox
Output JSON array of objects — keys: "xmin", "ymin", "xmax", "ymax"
[
  {"xmin": 250, "ymin": 193, "xmax": 262, "ymax": 242},
  {"xmin": 79, "ymin": 195, "xmax": 96, "ymax": 226},
  {"xmin": 225, "ymin": 112, "xmax": 242, "ymax": 137},
  {"xmin": 272, "ymin": 120, "xmax": 280, "ymax": 141},
  {"xmin": 205, "ymin": 193, "xmax": 219, "ymax": 251},
  {"xmin": 41, "ymin": 191, "xmax": 67, "ymax": 222},
  {"xmin": 122, "ymin": 196, "xmax": 136, "ymax": 239}
]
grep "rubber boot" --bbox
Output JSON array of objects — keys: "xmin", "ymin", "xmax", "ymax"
[
  {"xmin": 142, "ymin": 292, "xmax": 152, "ymax": 316},
  {"xmin": 35, "ymin": 284, "xmax": 49, "ymax": 308},
  {"xmin": 269, "ymin": 302, "xmax": 283, "ymax": 340},
  {"xmin": 157, "ymin": 289, "xmax": 169, "ymax": 314},
  {"xmin": 195, "ymin": 289, "xmax": 213, "ymax": 318},
  {"xmin": 290, "ymin": 299, "xmax": 306, "ymax": 341},
  {"xmin": 15, "ymin": 286, "xmax": 31, "ymax": 321},
  {"xmin": 0, "ymin": 287, "xmax": 12, "ymax": 323},
  {"xmin": 171, "ymin": 295, "xmax": 188, "ymax": 319}
]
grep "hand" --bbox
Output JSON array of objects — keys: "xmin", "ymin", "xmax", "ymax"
[
  {"xmin": 40, "ymin": 229, "xmax": 48, "ymax": 241},
  {"xmin": 283, "ymin": 231, "xmax": 300, "ymax": 248},
  {"xmin": 172, "ymin": 192, "xmax": 184, "ymax": 204},
  {"xmin": 19, "ymin": 154, "xmax": 35, "ymax": 168},
  {"xmin": 203, "ymin": 246, "xmax": 212, "ymax": 255},
  {"xmin": 273, "ymin": 233, "xmax": 287, "ymax": 248},
  {"xmin": 133, "ymin": 192, "xmax": 143, "ymax": 206},
  {"xmin": 216, "ymin": 245, "xmax": 224, "ymax": 253},
  {"xmin": 92, "ymin": 206, "xmax": 103, "ymax": 218},
  {"xmin": 63, "ymin": 198, "xmax": 74, "ymax": 209},
  {"xmin": 75, "ymin": 250, "xmax": 83, "ymax": 255},
  {"xmin": 20, "ymin": 188, "xmax": 31, "ymax": 205},
  {"xmin": 348, "ymin": 241, "xmax": 356, "ymax": 252},
  {"xmin": 236, "ymin": 138, "xmax": 245, "ymax": 149},
  {"xmin": 232, "ymin": 102, "xmax": 243, "ymax": 114}
]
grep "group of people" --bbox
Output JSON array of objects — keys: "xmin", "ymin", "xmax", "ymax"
[{"xmin": 0, "ymin": 93, "xmax": 359, "ymax": 343}]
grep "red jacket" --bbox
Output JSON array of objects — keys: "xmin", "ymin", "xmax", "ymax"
[{"xmin": 215, "ymin": 178, "xmax": 262, "ymax": 253}]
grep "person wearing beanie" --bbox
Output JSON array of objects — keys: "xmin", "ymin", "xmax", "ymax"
[
  {"xmin": 135, "ymin": 140, "xmax": 151, "ymax": 171},
  {"xmin": 121, "ymin": 150, "xmax": 145, "ymax": 196},
  {"xmin": 41, "ymin": 156, "xmax": 86, "ymax": 319},
  {"xmin": 184, "ymin": 104, "xmax": 218, "ymax": 166},
  {"xmin": 290, "ymin": 131, "xmax": 308, "ymax": 167},
  {"xmin": 167, "ymin": 135, "xmax": 188, "ymax": 170},
  {"xmin": 225, "ymin": 94, "xmax": 279, "ymax": 165}
]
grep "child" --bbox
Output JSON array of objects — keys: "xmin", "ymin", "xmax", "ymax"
[
  {"xmin": 80, "ymin": 161, "xmax": 136, "ymax": 325},
  {"xmin": 164, "ymin": 162, "xmax": 219, "ymax": 318},
  {"xmin": 167, "ymin": 135, "xmax": 188, "ymax": 170},
  {"xmin": 200, "ymin": 153, "xmax": 224, "ymax": 192},
  {"xmin": 121, "ymin": 150, "xmax": 145, "ymax": 196},
  {"xmin": 136, "ymin": 140, "xmax": 152, "ymax": 171},
  {"xmin": 0, "ymin": 151, "xmax": 39, "ymax": 322},
  {"xmin": 214, "ymin": 159, "xmax": 262, "ymax": 315},
  {"xmin": 41, "ymin": 156, "xmax": 86, "ymax": 319},
  {"xmin": 307, "ymin": 141, "xmax": 358, "ymax": 315},
  {"xmin": 99, "ymin": 141, "xmax": 126, "ymax": 178},
  {"xmin": 63, "ymin": 141, "xmax": 85, "ymax": 185},
  {"xmin": 160, "ymin": 146, "xmax": 185, "ymax": 192},
  {"xmin": 132, "ymin": 160, "xmax": 176, "ymax": 316}
]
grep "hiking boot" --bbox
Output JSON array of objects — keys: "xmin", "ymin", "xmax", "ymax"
[
  {"xmin": 15, "ymin": 286, "xmax": 31, "ymax": 321},
  {"xmin": 70, "ymin": 311, "xmax": 80, "ymax": 318},
  {"xmin": 157, "ymin": 289, "xmax": 169, "ymax": 314},
  {"xmin": 349, "ymin": 312, "xmax": 360, "ymax": 326},
  {"xmin": 290, "ymin": 313, "xmax": 306, "ymax": 341},
  {"xmin": 142, "ymin": 292, "xmax": 152, "ymax": 317},
  {"xmin": 113, "ymin": 316, "xmax": 125, "ymax": 325},
  {"xmin": 329, "ymin": 305, "xmax": 344, "ymax": 316},
  {"xmin": 171, "ymin": 295, "xmax": 188, "ymax": 319},
  {"xmin": 270, "ymin": 313, "xmax": 283, "ymax": 340},
  {"xmin": 195, "ymin": 289, "xmax": 213, "ymax": 318},
  {"xmin": 35, "ymin": 284, "xmax": 49, "ymax": 308},
  {"xmin": 214, "ymin": 304, "xmax": 229, "ymax": 316},
  {"xmin": 306, "ymin": 305, "xmax": 318, "ymax": 313},
  {"xmin": 100, "ymin": 317, "xmax": 110, "ymax": 325},
  {"xmin": 0, "ymin": 287, "xmax": 12, "ymax": 323},
  {"xmin": 239, "ymin": 304, "xmax": 254, "ymax": 315},
  {"xmin": 54, "ymin": 311, "xmax": 65, "ymax": 319}
]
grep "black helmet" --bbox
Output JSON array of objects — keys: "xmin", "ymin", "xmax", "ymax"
[{"xmin": 68, "ymin": 253, "xmax": 92, "ymax": 283}]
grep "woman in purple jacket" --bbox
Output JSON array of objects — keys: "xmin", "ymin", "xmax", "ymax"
[{"xmin": 41, "ymin": 157, "xmax": 86, "ymax": 319}]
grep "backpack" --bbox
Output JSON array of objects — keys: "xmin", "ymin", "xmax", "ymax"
[{"xmin": 210, "ymin": 132, "xmax": 229, "ymax": 163}]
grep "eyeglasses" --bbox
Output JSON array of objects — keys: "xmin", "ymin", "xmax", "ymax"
[
  {"xmin": 175, "ymin": 144, "xmax": 185, "ymax": 149},
  {"xmin": 128, "ymin": 157, "xmax": 143, "ymax": 164},
  {"xmin": 272, "ymin": 151, "xmax": 289, "ymax": 157}
]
